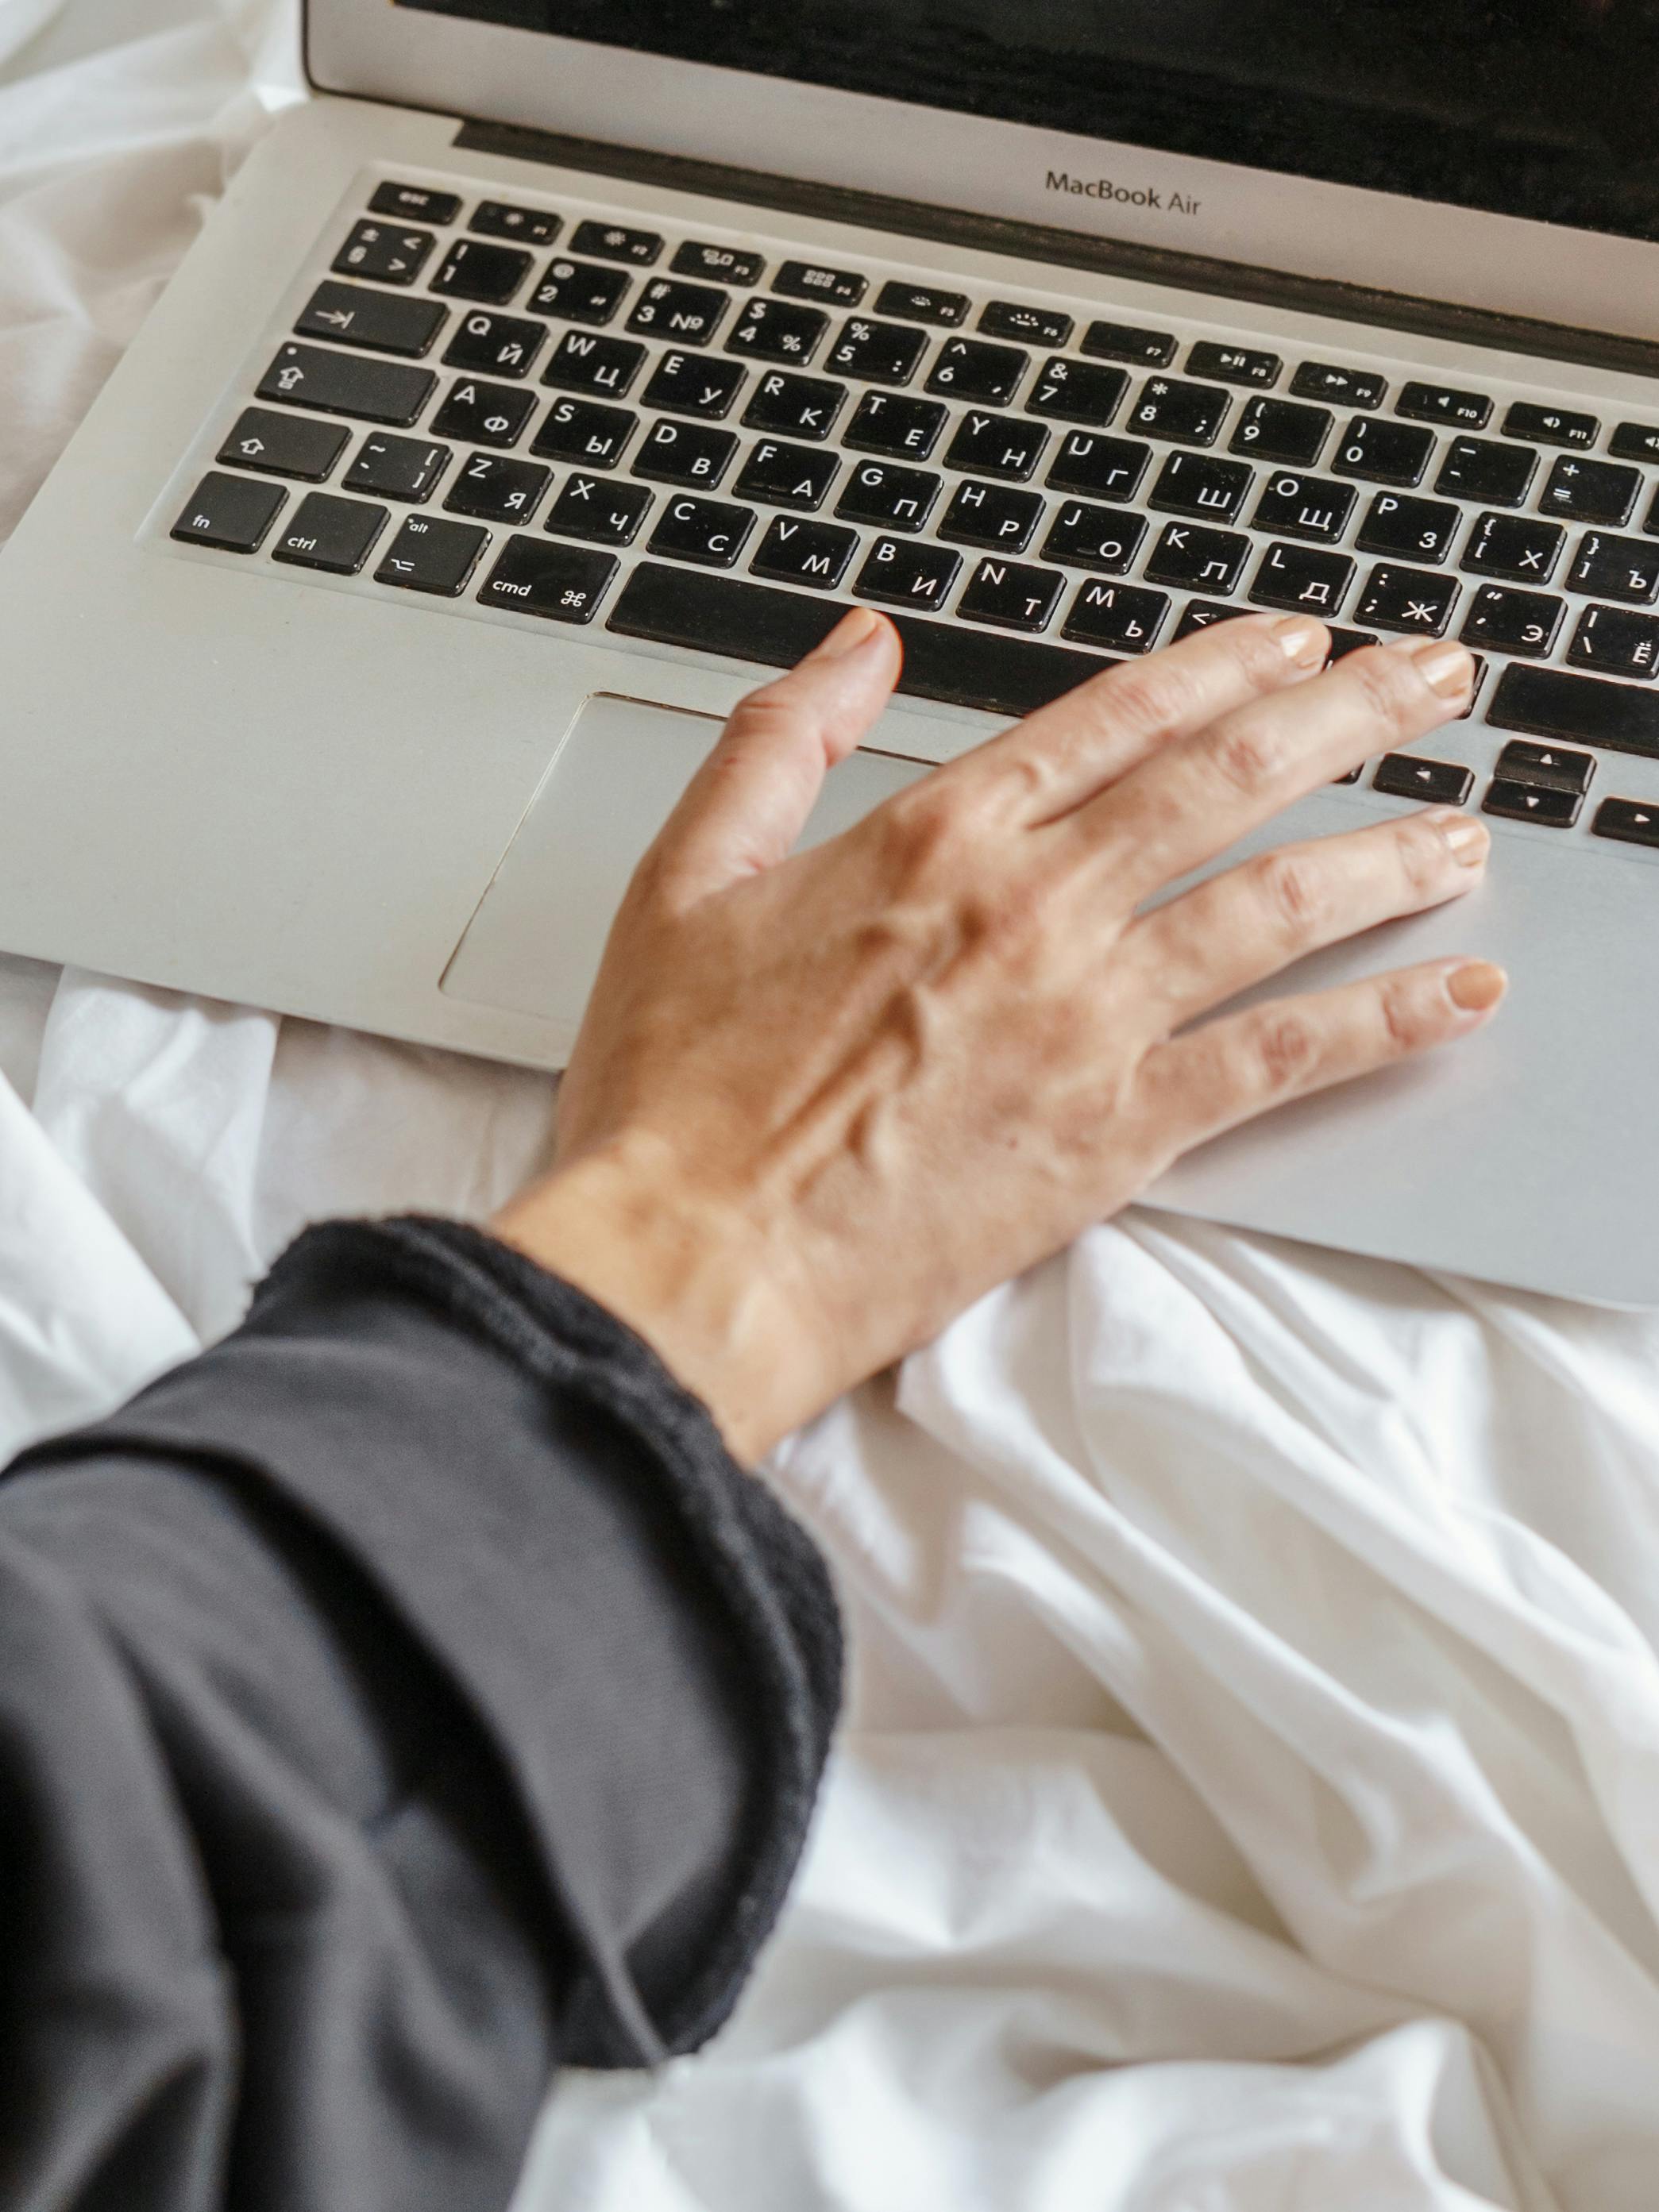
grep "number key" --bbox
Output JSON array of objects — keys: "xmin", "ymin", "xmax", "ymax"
[
  {"xmin": 926, "ymin": 337, "xmax": 1028, "ymax": 407},
  {"xmin": 1128, "ymin": 377, "xmax": 1230, "ymax": 447},
  {"xmin": 626, "ymin": 278, "xmax": 729, "ymax": 346},
  {"xmin": 1334, "ymin": 416, "xmax": 1435, "ymax": 487},
  {"xmin": 529, "ymin": 256, "xmax": 631, "ymax": 326},
  {"xmin": 726, "ymin": 297, "xmax": 829, "ymax": 365},
  {"xmin": 1229, "ymin": 395, "xmax": 1332, "ymax": 466},
  {"xmin": 825, "ymin": 316, "xmax": 928, "ymax": 386},
  {"xmin": 1024, "ymin": 356, "xmax": 1127, "ymax": 428},
  {"xmin": 430, "ymin": 238, "xmax": 533, "ymax": 306}
]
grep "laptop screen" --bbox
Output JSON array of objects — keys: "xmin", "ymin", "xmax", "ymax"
[{"xmin": 396, "ymin": 1, "xmax": 1659, "ymax": 245}]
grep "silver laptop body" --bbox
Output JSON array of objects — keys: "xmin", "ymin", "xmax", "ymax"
[{"xmin": 2, "ymin": 0, "xmax": 1658, "ymax": 1301}]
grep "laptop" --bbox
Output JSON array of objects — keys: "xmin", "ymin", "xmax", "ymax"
[{"xmin": 2, "ymin": 0, "xmax": 1657, "ymax": 1304}]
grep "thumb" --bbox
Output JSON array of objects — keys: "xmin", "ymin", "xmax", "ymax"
[{"xmin": 646, "ymin": 606, "xmax": 901, "ymax": 905}]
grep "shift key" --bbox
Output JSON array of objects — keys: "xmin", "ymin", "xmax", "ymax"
[
  {"xmin": 257, "ymin": 341, "xmax": 436, "ymax": 426},
  {"xmin": 1489, "ymin": 664, "xmax": 1659, "ymax": 759}
]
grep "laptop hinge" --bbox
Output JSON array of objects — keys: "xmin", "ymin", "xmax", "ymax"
[{"xmin": 455, "ymin": 117, "xmax": 1659, "ymax": 383}]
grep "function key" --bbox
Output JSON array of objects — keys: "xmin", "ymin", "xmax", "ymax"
[
  {"xmin": 529, "ymin": 256, "xmax": 630, "ymax": 327},
  {"xmin": 375, "ymin": 513, "xmax": 490, "ymax": 595},
  {"xmin": 332, "ymin": 220, "xmax": 434, "ymax": 287},
  {"xmin": 925, "ymin": 337, "xmax": 1029, "ymax": 407},
  {"xmin": 478, "ymin": 537, "xmax": 617, "ymax": 623},
  {"xmin": 1025, "ymin": 356, "xmax": 1127, "ymax": 429},
  {"xmin": 170, "ymin": 471, "xmax": 285, "ymax": 555},
  {"xmin": 1229, "ymin": 395, "xmax": 1331, "ymax": 467},
  {"xmin": 1126, "ymin": 376, "xmax": 1230, "ymax": 448},
  {"xmin": 1610, "ymin": 422, "xmax": 1659, "ymax": 464},
  {"xmin": 1082, "ymin": 320, "xmax": 1176, "ymax": 368},
  {"xmin": 980, "ymin": 301, "xmax": 1073, "ymax": 346},
  {"xmin": 774, "ymin": 260, "xmax": 867, "ymax": 307},
  {"xmin": 825, "ymin": 316, "xmax": 929, "ymax": 386},
  {"xmin": 1501, "ymin": 400, "xmax": 1596, "ymax": 450},
  {"xmin": 368, "ymin": 181, "xmax": 461, "ymax": 226},
  {"xmin": 430, "ymin": 238, "xmax": 533, "ymax": 306},
  {"xmin": 1333, "ymin": 416, "xmax": 1434, "ymax": 488},
  {"xmin": 1541, "ymin": 453, "xmax": 1640, "ymax": 526},
  {"xmin": 1186, "ymin": 341, "xmax": 1281, "ymax": 388},
  {"xmin": 570, "ymin": 219, "xmax": 662, "ymax": 267},
  {"xmin": 1433, "ymin": 436, "xmax": 1537, "ymax": 509},
  {"xmin": 471, "ymin": 201, "xmax": 560, "ymax": 245},
  {"xmin": 1592, "ymin": 796, "xmax": 1659, "ymax": 846},
  {"xmin": 296, "ymin": 280, "xmax": 446, "ymax": 358},
  {"xmin": 1396, "ymin": 381, "xmax": 1492, "ymax": 430},
  {"xmin": 1493, "ymin": 738, "xmax": 1594, "ymax": 791},
  {"xmin": 626, "ymin": 277, "xmax": 729, "ymax": 346},
  {"xmin": 875, "ymin": 280, "xmax": 968, "ymax": 326},
  {"xmin": 673, "ymin": 240, "xmax": 766, "ymax": 287},
  {"xmin": 726, "ymin": 296, "xmax": 830, "ymax": 365},
  {"xmin": 1291, "ymin": 361, "xmax": 1387, "ymax": 409},
  {"xmin": 1568, "ymin": 603, "xmax": 1659, "ymax": 679},
  {"xmin": 269, "ymin": 491, "xmax": 387, "ymax": 576},
  {"xmin": 217, "ymin": 407, "xmax": 349, "ymax": 483},
  {"xmin": 1372, "ymin": 754, "xmax": 1475, "ymax": 805}
]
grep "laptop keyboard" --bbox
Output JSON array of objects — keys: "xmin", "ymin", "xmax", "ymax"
[{"xmin": 166, "ymin": 172, "xmax": 1659, "ymax": 853}]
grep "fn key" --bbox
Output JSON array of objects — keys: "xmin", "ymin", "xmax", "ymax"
[{"xmin": 172, "ymin": 472, "xmax": 285, "ymax": 553}]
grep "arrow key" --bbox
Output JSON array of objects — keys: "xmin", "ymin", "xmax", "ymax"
[
  {"xmin": 1493, "ymin": 740, "xmax": 1595, "ymax": 793},
  {"xmin": 1482, "ymin": 777, "xmax": 1583, "ymax": 827},
  {"xmin": 1592, "ymin": 797, "xmax": 1659, "ymax": 848},
  {"xmin": 1372, "ymin": 753, "xmax": 1475, "ymax": 805},
  {"xmin": 296, "ymin": 280, "xmax": 446, "ymax": 358},
  {"xmin": 216, "ymin": 407, "xmax": 348, "ymax": 483}
]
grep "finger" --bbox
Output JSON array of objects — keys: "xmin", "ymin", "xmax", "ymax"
[
  {"xmin": 1067, "ymin": 634, "xmax": 1476, "ymax": 903},
  {"xmin": 935, "ymin": 609, "xmax": 1330, "ymax": 826},
  {"xmin": 644, "ymin": 606, "xmax": 901, "ymax": 906},
  {"xmin": 1124, "ymin": 804, "xmax": 1490, "ymax": 1027},
  {"xmin": 1136, "ymin": 954, "xmax": 1507, "ymax": 1160}
]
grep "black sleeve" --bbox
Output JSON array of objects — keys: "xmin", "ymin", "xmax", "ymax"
[{"xmin": 0, "ymin": 1216, "xmax": 842, "ymax": 2212}]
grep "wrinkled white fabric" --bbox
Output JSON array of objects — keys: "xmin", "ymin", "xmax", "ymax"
[{"xmin": 5, "ymin": 9, "xmax": 1659, "ymax": 2207}]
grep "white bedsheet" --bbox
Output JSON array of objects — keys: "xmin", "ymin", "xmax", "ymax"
[{"xmin": 6, "ymin": 11, "xmax": 1659, "ymax": 2206}]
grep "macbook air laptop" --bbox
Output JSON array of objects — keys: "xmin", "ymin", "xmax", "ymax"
[{"xmin": 2, "ymin": 0, "xmax": 1658, "ymax": 1301}]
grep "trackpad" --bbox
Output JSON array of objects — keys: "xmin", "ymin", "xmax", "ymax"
[{"xmin": 441, "ymin": 692, "xmax": 932, "ymax": 1028}]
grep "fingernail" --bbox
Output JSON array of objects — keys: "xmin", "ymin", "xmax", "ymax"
[
  {"xmin": 1446, "ymin": 959, "xmax": 1507, "ymax": 1013},
  {"xmin": 1268, "ymin": 614, "xmax": 1328, "ymax": 668},
  {"xmin": 1389, "ymin": 636, "xmax": 1476, "ymax": 698},
  {"xmin": 1431, "ymin": 810, "xmax": 1489, "ymax": 867},
  {"xmin": 808, "ymin": 605, "xmax": 883, "ymax": 661}
]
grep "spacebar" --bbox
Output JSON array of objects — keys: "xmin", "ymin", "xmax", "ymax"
[
  {"xmin": 1489, "ymin": 665, "xmax": 1659, "ymax": 758},
  {"xmin": 608, "ymin": 564, "xmax": 1114, "ymax": 719}
]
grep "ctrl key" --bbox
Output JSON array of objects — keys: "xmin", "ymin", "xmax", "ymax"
[
  {"xmin": 271, "ymin": 491, "xmax": 389, "ymax": 575},
  {"xmin": 477, "ymin": 536, "xmax": 618, "ymax": 622},
  {"xmin": 171, "ymin": 472, "xmax": 286, "ymax": 555}
]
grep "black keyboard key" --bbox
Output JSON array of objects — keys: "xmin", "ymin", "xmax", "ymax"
[
  {"xmin": 1334, "ymin": 417, "xmax": 1434, "ymax": 488},
  {"xmin": 297, "ymin": 280, "xmax": 446, "ymax": 358},
  {"xmin": 1610, "ymin": 422, "xmax": 1659, "ymax": 464},
  {"xmin": 943, "ymin": 410, "xmax": 1048, "ymax": 482},
  {"xmin": 1568, "ymin": 533, "xmax": 1659, "ymax": 605},
  {"xmin": 926, "ymin": 337, "xmax": 1028, "ymax": 407},
  {"xmin": 1490, "ymin": 665, "xmax": 1659, "ymax": 757},
  {"xmin": 1148, "ymin": 449, "xmax": 1254, "ymax": 526},
  {"xmin": 1460, "ymin": 512, "xmax": 1564, "ymax": 584},
  {"xmin": 544, "ymin": 472, "xmax": 654, "ymax": 546},
  {"xmin": 1327, "ymin": 628, "xmax": 1381, "ymax": 662},
  {"xmin": 825, "ymin": 317, "xmax": 929, "ymax": 386},
  {"xmin": 642, "ymin": 350, "xmax": 747, "ymax": 420},
  {"xmin": 430, "ymin": 378, "xmax": 536, "ymax": 448},
  {"xmin": 938, "ymin": 480, "xmax": 1044, "ymax": 553},
  {"xmin": 1501, "ymin": 401, "xmax": 1596, "ymax": 450},
  {"xmin": 530, "ymin": 395, "xmax": 637, "ymax": 468},
  {"xmin": 528, "ymin": 256, "xmax": 630, "ymax": 326},
  {"xmin": 1187, "ymin": 341, "xmax": 1280, "ymax": 388},
  {"xmin": 876, "ymin": 280, "xmax": 968, "ymax": 326},
  {"xmin": 332, "ymin": 221, "xmax": 434, "ymax": 286},
  {"xmin": 171, "ymin": 471, "xmax": 285, "ymax": 555},
  {"xmin": 1493, "ymin": 739, "xmax": 1595, "ymax": 792},
  {"xmin": 743, "ymin": 370, "xmax": 848, "ymax": 441},
  {"xmin": 269, "ymin": 491, "xmax": 387, "ymax": 575},
  {"xmin": 1250, "ymin": 470, "xmax": 1355, "ymax": 545},
  {"xmin": 570, "ymin": 219, "xmax": 662, "ymax": 267},
  {"xmin": 959, "ymin": 557, "xmax": 1065, "ymax": 633},
  {"xmin": 343, "ymin": 433, "xmax": 449, "ymax": 503},
  {"xmin": 1356, "ymin": 491, "xmax": 1460, "ymax": 564},
  {"xmin": 1434, "ymin": 436, "xmax": 1537, "ymax": 509},
  {"xmin": 469, "ymin": 199, "xmax": 561, "ymax": 245},
  {"xmin": 841, "ymin": 389, "xmax": 946, "ymax": 459},
  {"xmin": 1128, "ymin": 377, "xmax": 1230, "ymax": 448},
  {"xmin": 774, "ymin": 260, "xmax": 866, "ymax": 307},
  {"xmin": 1483, "ymin": 779, "xmax": 1582, "ymax": 827},
  {"xmin": 1082, "ymin": 320, "xmax": 1175, "ymax": 368},
  {"xmin": 1373, "ymin": 754, "xmax": 1475, "ymax": 804},
  {"xmin": 1144, "ymin": 521, "xmax": 1249, "ymax": 595},
  {"xmin": 673, "ymin": 241, "xmax": 766, "ymax": 287},
  {"xmin": 1025, "ymin": 357, "xmax": 1126, "ymax": 429},
  {"xmin": 1291, "ymin": 361, "xmax": 1387, "ymax": 409},
  {"xmin": 1041, "ymin": 499, "xmax": 1147, "ymax": 575},
  {"xmin": 854, "ymin": 537, "xmax": 961, "ymax": 613},
  {"xmin": 430, "ymin": 238, "xmax": 532, "ymax": 306},
  {"xmin": 442, "ymin": 309, "xmax": 546, "ymax": 379},
  {"xmin": 626, "ymin": 278, "xmax": 729, "ymax": 347},
  {"xmin": 1461, "ymin": 584, "xmax": 1564, "ymax": 658},
  {"xmin": 649, "ymin": 494, "xmax": 756, "ymax": 568},
  {"xmin": 477, "ymin": 536, "xmax": 617, "ymax": 622},
  {"xmin": 1541, "ymin": 454, "xmax": 1640, "ymax": 526},
  {"xmin": 981, "ymin": 301, "xmax": 1072, "ymax": 346},
  {"xmin": 731, "ymin": 438, "xmax": 839, "ymax": 510},
  {"xmin": 1568, "ymin": 604, "xmax": 1659, "ymax": 680},
  {"xmin": 611, "ymin": 562, "xmax": 1108, "ymax": 716},
  {"xmin": 633, "ymin": 418, "xmax": 740, "ymax": 491},
  {"xmin": 257, "ymin": 344, "xmax": 435, "ymax": 427},
  {"xmin": 1356, "ymin": 564, "xmax": 1460, "ymax": 636},
  {"xmin": 541, "ymin": 330, "xmax": 646, "ymax": 399},
  {"xmin": 444, "ymin": 451, "xmax": 550, "ymax": 524},
  {"xmin": 1229, "ymin": 396, "xmax": 1332, "ymax": 467},
  {"xmin": 216, "ymin": 408, "xmax": 347, "ymax": 483},
  {"xmin": 1173, "ymin": 600, "xmax": 1252, "ymax": 641},
  {"xmin": 1047, "ymin": 430, "xmax": 1151, "ymax": 502},
  {"xmin": 750, "ymin": 516, "xmax": 859, "ymax": 590},
  {"xmin": 835, "ymin": 459, "xmax": 941, "ymax": 532},
  {"xmin": 1397, "ymin": 381, "xmax": 1491, "ymax": 430},
  {"xmin": 1592, "ymin": 796, "xmax": 1659, "ymax": 846},
  {"xmin": 726, "ymin": 296, "xmax": 828, "ymax": 366},
  {"xmin": 368, "ymin": 182, "xmax": 461, "ymax": 226},
  {"xmin": 1249, "ymin": 541, "xmax": 1354, "ymax": 619},
  {"xmin": 1061, "ymin": 578, "xmax": 1169, "ymax": 653},
  {"xmin": 375, "ymin": 513, "xmax": 488, "ymax": 595}
]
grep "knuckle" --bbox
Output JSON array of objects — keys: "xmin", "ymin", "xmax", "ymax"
[
  {"xmin": 879, "ymin": 778, "xmax": 971, "ymax": 876},
  {"xmin": 1212, "ymin": 715, "xmax": 1286, "ymax": 796},
  {"xmin": 1100, "ymin": 658, "xmax": 1194, "ymax": 740},
  {"xmin": 1396, "ymin": 816, "xmax": 1452, "ymax": 897},
  {"xmin": 1346, "ymin": 645, "xmax": 1418, "ymax": 730},
  {"xmin": 1378, "ymin": 974, "xmax": 1433, "ymax": 1054},
  {"xmin": 1250, "ymin": 1008, "xmax": 1319, "ymax": 1093},
  {"xmin": 1254, "ymin": 849, "xmax": 1329, "ymax": 942}
]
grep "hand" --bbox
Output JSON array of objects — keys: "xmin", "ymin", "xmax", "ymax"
[{"xmin": 493, "ymin": 607, "xmax": 1499, "ymax": 1461}]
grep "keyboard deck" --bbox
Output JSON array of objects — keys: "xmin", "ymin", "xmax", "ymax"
[{"xmin": 160, "ymin": 171, "xmax": 1659, "ymax": 854}]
